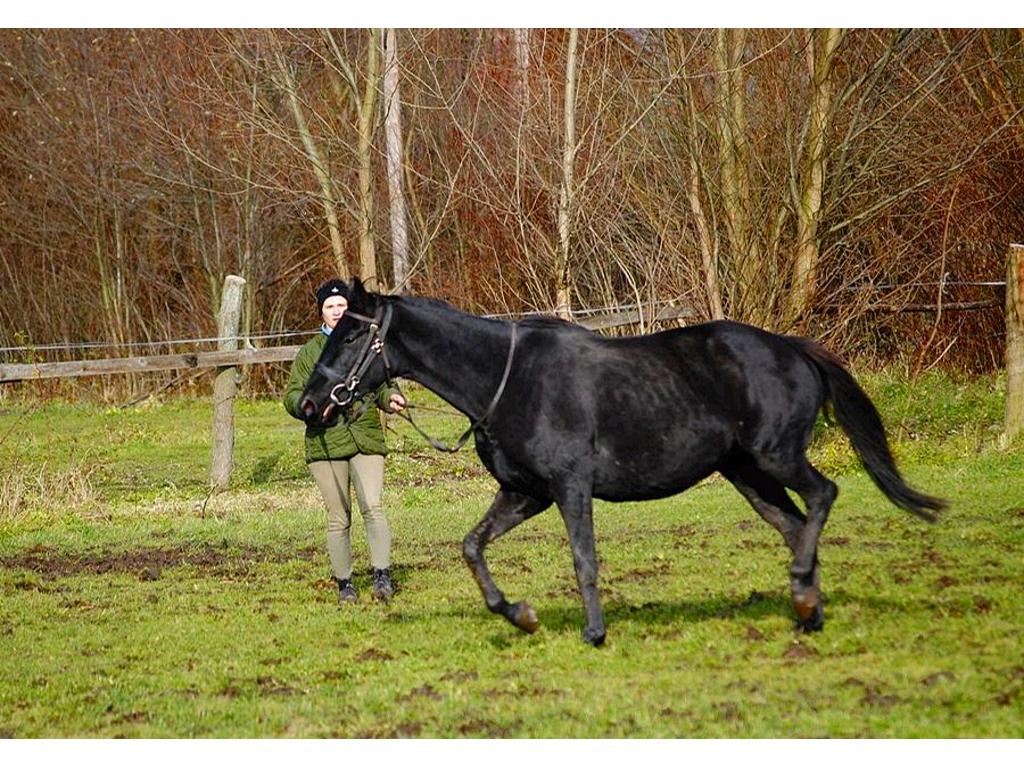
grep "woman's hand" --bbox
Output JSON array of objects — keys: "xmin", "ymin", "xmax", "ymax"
[{"xmin": 387, "ymin": 393, "xmax": 407, "ymax": 413}]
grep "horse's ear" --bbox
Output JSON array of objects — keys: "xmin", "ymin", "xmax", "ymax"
[{"xmin": 349, "ymin": 276, "xmax": 367, "ymax": 304}]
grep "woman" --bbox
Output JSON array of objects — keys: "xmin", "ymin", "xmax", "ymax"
[{"xmin": 284, "ymin": 278, "xmax": 406, "ymax": 604}]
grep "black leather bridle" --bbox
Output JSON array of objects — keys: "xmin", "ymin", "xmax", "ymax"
[
  {"xmin": 321, "ymin": 303, "xmax": 519, "ymax": 453},
  {"xmin": 325, "ymin": 305, "xmax": 393, "ymax": 409}
]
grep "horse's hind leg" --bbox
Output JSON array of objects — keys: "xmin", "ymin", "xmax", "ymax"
[
  {"xmin": 462, "ymin": 490, "xmax": 549, "ymax": 634},
  {"xmin": 766, "ymin": 456, "xmax": 838, "ymax": 632},
  {"xmin": 726, "ymin": 456, "xmax": 835, "ymax": 631},
  {"xmin": 722, "ymin": 459, "xmax": 807, "ymax": 552}
]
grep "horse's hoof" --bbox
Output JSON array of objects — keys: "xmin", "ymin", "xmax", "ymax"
[
  {"xmin": 582, "ymin": 626, "xmax": 606, "ymax": 647},
  {"xmin": 512, "ymin": 601, "xmax": 539, "ymax": 633},
  {"xmin": 796, "ymin": 614, "xmax": 824, "ymax": 633},
  {"xmin": 793, "ymin": 586, "xmax": 824, "ymax": 632}
]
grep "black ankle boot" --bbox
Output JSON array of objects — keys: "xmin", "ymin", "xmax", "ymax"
[
  {"xmin": 334, "ymin": 576, "xmax": 357, "ymax": 604},
  {"xmin": 372, "ymin": 568, "xmax": 393, "ymax": 602}
]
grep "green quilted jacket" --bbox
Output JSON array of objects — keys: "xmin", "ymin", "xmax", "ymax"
[{"xmin": 283, "ymin": 332, "xmax": 398, "ymax": 463}]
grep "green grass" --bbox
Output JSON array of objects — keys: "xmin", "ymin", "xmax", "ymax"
[{"xmin": 0, "ymin": 374, "xmax": 1022, "ymax": 737}]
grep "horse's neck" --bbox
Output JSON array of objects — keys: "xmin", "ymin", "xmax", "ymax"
[{"xmin": 390, "ymin": 300, "xmax": 512, "ymax": 419}]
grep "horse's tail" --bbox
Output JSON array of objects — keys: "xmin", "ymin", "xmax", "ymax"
[{"xmin": 793, "ymin": 338, "xmax": 947, "ymax": 522}]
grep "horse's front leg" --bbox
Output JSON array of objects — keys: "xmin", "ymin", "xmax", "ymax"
[
  {"xmin": 462, "ymin": 489, "xmax": 549, "ymax": 634},
  {"xmin": 556, "ymin": 484, "xmax": 606, "ymax": 646}
]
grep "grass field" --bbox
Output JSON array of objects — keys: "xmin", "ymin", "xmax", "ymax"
[{"xmin": 0, "ymin": 371, "xmax": 1022, "ymax": 737}]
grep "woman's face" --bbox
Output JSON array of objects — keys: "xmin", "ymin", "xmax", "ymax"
[{"xmin": 321, "ymin": 295, "xmax": 348, "ymax": 330}]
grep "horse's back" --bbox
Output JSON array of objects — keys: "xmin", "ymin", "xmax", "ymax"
[{"xmin": 494, "ymin": 318, "xmax": 826, "ymax": 500}]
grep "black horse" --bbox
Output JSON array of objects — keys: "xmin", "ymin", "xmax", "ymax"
[{"xmin": 299, "ymin": 279, "xmax": 946, "ymax": 646}]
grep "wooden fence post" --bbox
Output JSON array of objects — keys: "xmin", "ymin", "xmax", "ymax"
[
  {"xmin": 1003, "ymin": 244, "xmax": 1024, "ymax": 447},
  {"xmin": 210, "ymin": 275, "xmax": 246, "ymax": 490}
]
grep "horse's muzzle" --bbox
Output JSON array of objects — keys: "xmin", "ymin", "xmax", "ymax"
[{"xmin": 299, "ymin": 397, "xmax": 317, "ymax": 420}]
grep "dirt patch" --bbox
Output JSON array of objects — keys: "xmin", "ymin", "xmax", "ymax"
[
  {"xmin": 257, "ymin": 675, "xmax": 299, "ymax": 696},
  {"xmin": 861, "ymin": 690, "xmax": 902, "ymax": 708},
  {"xmin": 355, "ymin": 648, "xmax": 394, "ymax": 663},
  {"xmin": 400, "ymin": 684, "xmax": 443, "ymax": 702},
  {"xmin": 921, "ymin": 671, "xmax": 955, "ymax": 687},
  {"xmin": 457, "ymin": 718, "xmax": 515, "ymax": 737},
  {"xmin": 744, "ymin": 624, "xmax": 766, "ymax": 642},
  {"xmin": 737, "ymin": 538, "xmax": 771, "ymax": 551},
  {"xmin": 357, "ymin": 721, "xmax": 425, "ymax": 738},
  {"xmin": 482, "ymin": 685, "xmax": 556, "ymax": 699},
  {"xmin": 844, "ymin": 677, "xmax": 903, "ymax": 707},
  {"xmin": 440, "ymin": 670, "xmax": 478, "ymax": 683},
  {"xmin": 0, "ymin": 543, "xmax": 319, "ymax": 579},
  {"xmin": 934, "ymin": 575, "xmax": 958, "ymax": 590},
  {"xmin": 111, "ymin": 711, "xmax": 149, "ymax": 725},
  {"xmin": 782, "ymin": 641, "xmax": 818, "ymax": 660},
  {"xmin": 716, "ymin": 701, "xmax": 743, "ymax": 721},
  {"xmin": 617, "ymin": 560, "xmax": 671, "ymax": 583}
]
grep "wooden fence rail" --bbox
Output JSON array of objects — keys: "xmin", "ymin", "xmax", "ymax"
[
  {"xmin": 0, "ymin": 305, "xmax": 695, "ymax": 384},
  {"xmin": 0, "ymin": 345, "xmax": 302, "ymax": 384}
]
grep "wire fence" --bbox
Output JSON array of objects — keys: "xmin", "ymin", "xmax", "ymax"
[
  {"xmin": 0, "ymin": 299, "xmax": 696, "ymax": 357},
  {"xmin": 0, "ymin": 280, "xmax": 1008, "ymax": 358}
]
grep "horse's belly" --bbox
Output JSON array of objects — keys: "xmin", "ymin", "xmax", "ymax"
[{"xmin": 591, "ymin": 432, "xmax": 726, "ymax": 501}]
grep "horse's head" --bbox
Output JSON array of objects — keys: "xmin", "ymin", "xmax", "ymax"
[{"xmin": 299, "ymin": 277, "xmax": 391, "ymax": 428}]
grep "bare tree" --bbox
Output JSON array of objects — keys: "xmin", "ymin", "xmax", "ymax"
[
  {"xmin": 382, "ymin": 28, "xmax": 411, "ymax": 291},
  {"xmin": 2, "ymin": 28, "xmax": 1021, "ymax": 396},
  {"xmin": 555, "ymin": 28, "xmax": 580, "ymax": 319},
  {"xmin": 271, "ymin": 43, "xmax": 349, "ymax": 278},
  {"xmin": 789, "ymin": 28, "xmax": 844, "ymax": 321}
]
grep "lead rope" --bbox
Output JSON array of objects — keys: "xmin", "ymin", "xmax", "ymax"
[{"xmin": 391, "ymin": 323, "xmax": 518, "ymax": 453}]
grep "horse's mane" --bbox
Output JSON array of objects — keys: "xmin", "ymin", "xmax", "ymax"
[
  {"xmin": 389, "ymin": 294, "xmax": 591, "ymax": 333},
  {"xmin": 518, "ymin": 315, "xmax": 590, "ymax": 333}
]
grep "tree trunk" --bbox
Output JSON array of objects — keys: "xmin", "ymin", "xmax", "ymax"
[
  {"xmin": 714, "ymin": 28, "xmax": 760, "ymax": 320},
  {"xmin": 680, "ymin": 64, "xmax": 724, "ymax": 321},
  {"xmin": 789, "ymin": 28, "xmax": 844, "ymax": 322},
  {"xmin": 382, "ymin": 28, "xmax": 410, "ymax": 292},
  {"xmin": 357, "ymin": 30, "xmax": 381, "ymax": 289},
  {"xmin": 514, "ymin": 28, "xmax": 531, "ymax": 107},
  {"xmin": 555, "ymin": 28, "xmax": 579, "ymax": 320},
  {"xmin": 273, "ymin": 50, "xmax": 349, "ymax": 279}
]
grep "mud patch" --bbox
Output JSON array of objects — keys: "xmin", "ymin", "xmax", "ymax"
[
  {"xmin": 844, "ymin": 677, "xmax": 903, "ymax": 708},
  {"xmin": 617, "ymin": 561, "xmax": 671, "ymax": 583},
  {"xmin": 400, "ymin": 684, "xmax": 442, "ymax": 702},
  {"xmin": 0, "ymin": 543, "xmax": 319, "ymax": 579},
  {"xmin": 440, "ymin": 670, "xmax": 478, "ymax": 683},
  {"xmin": 921, "ymin": 671, "xmax": 955, "ymax": 687},
  {"xmin": 860, "ymin": 689, "xmax": 902, "ymax": 708},
  {"xmin": 355, "ymin": 648, "xmax": 394, "ymax": 663},
  {"xmin": 257, "ymin": 675, "xmax": 300, "ymax": 696},
  {"xmin": 458, "ymin": 718, "xmax": 515, "ymax": 737},
  {"xmin": 934, "ymin": 575, "xmax": 958, "ymax": 590},
  {"xmin": 358, "ymin": 721, "xmax": 424, "ymax": 738},
  {"xmin": 744, "ymin": 624, "xmax": 766, "ymax": 642},
  {"xmin": 111, "ymin": 711, "xmax": 149, "ymax": 725},
  {"xmin": 482, "ymin": 685, "xmax": 557, "ymax": 699},
  {"xmin": 782, "ymin": 641, "xmax": 818, "ymax": 660}
]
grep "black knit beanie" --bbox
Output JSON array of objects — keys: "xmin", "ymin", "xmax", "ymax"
[{"xmin": 316, "ymin": 279, "xmax": 348, "ymax": 313}]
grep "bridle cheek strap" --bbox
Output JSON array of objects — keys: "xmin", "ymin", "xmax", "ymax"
[
  {"xmin": 325, "ymin": 303, "xmax": 518, "ymax": 454},
  {"xmin": 328, "ymin": 305, "xmax": 392, "ymax": 408}
]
